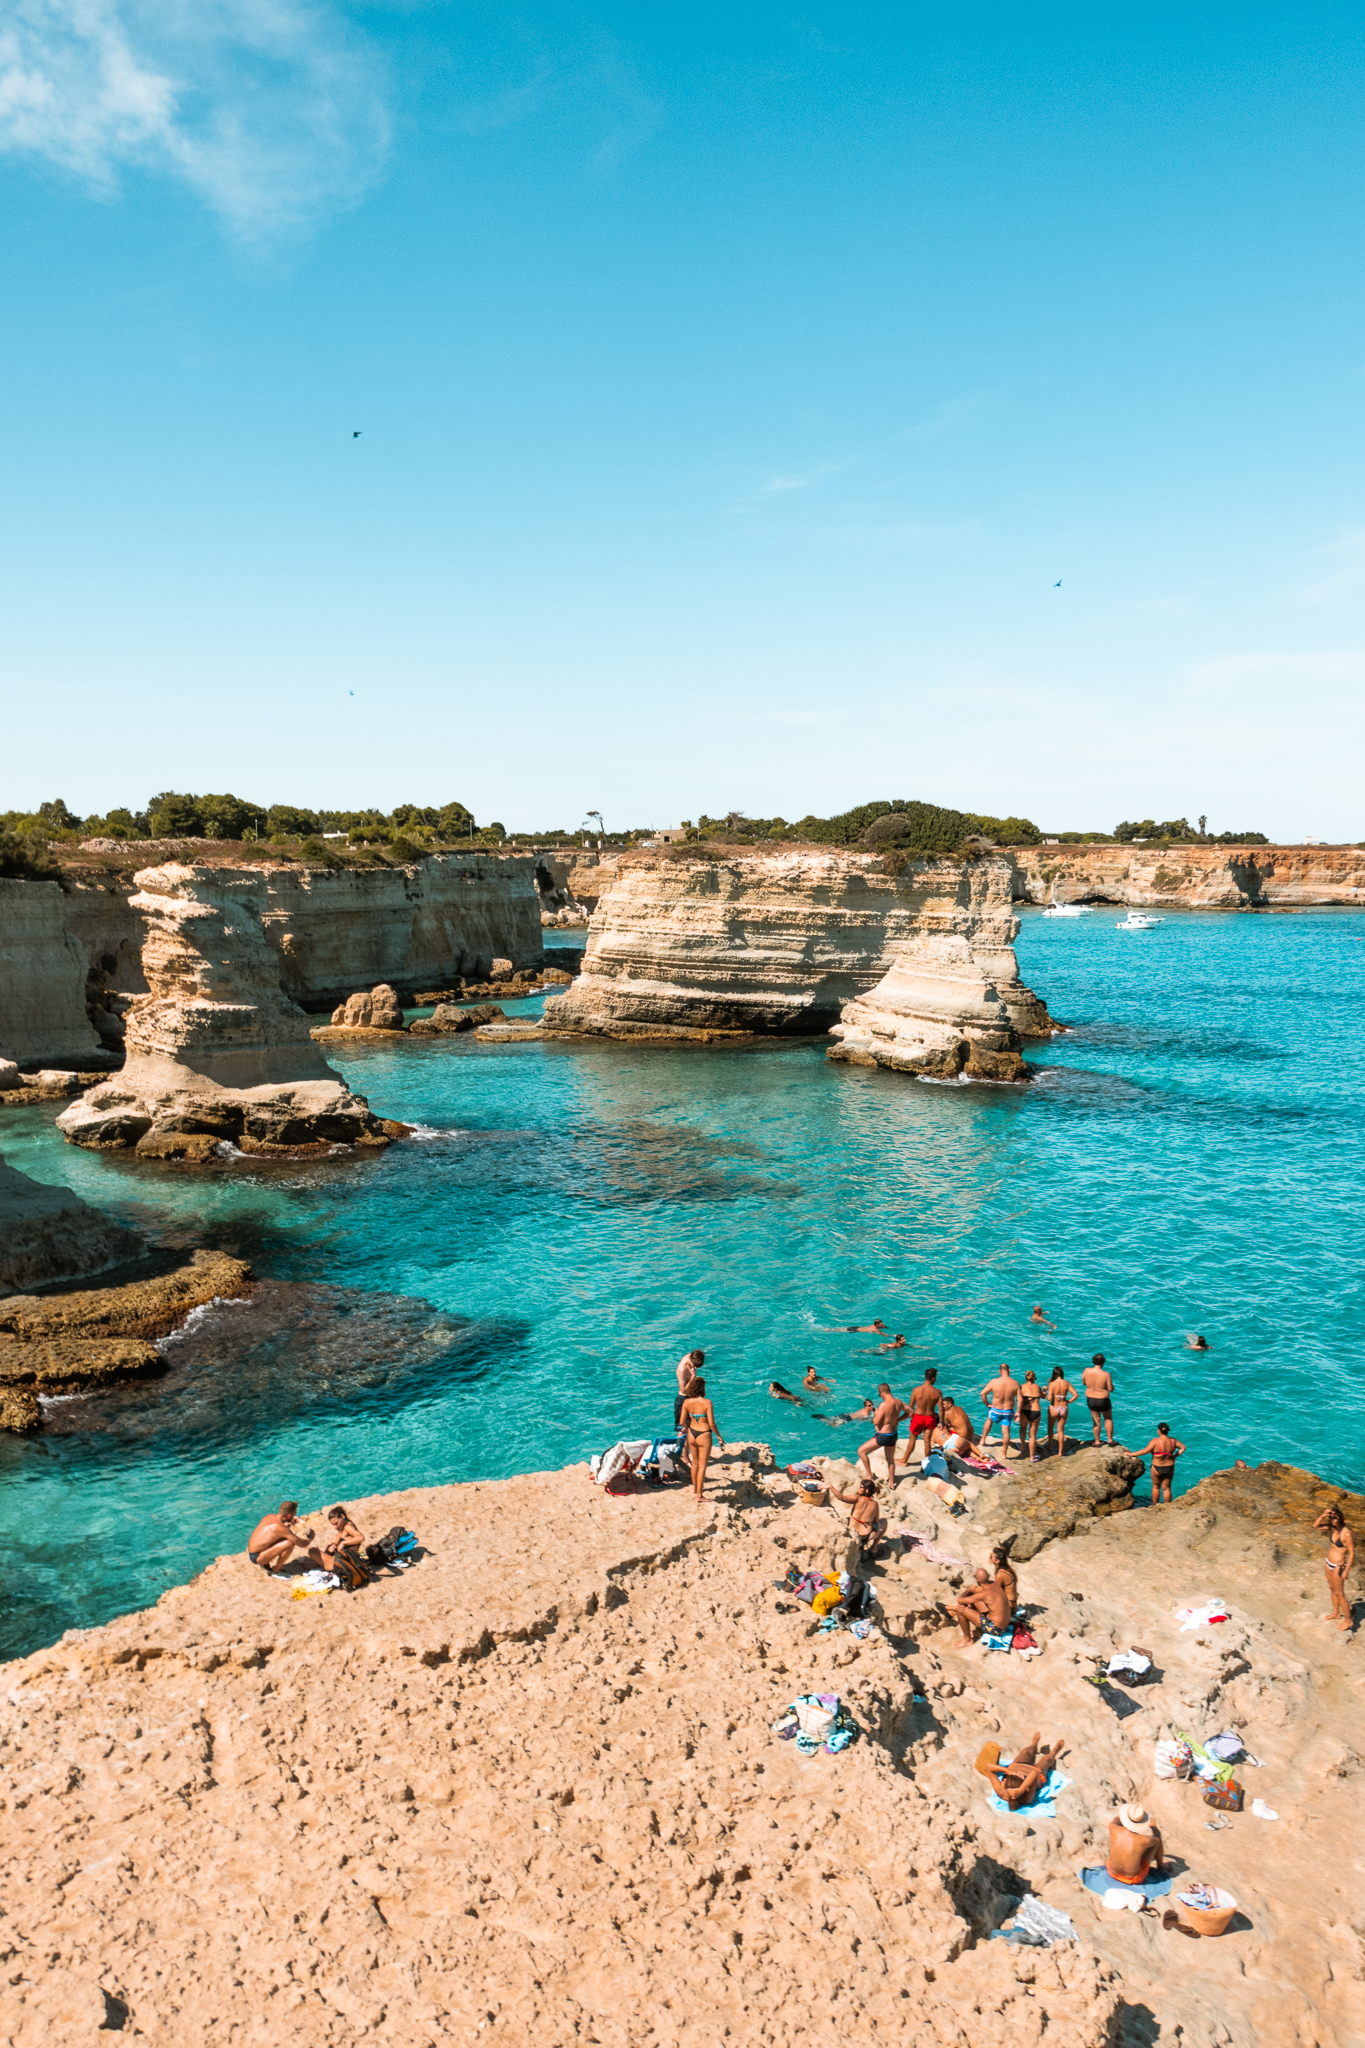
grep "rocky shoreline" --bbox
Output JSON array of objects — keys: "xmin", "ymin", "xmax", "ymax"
[
  {"xmin": 1012, "ymin": 842, "xmax": 1365, "ymax": 910},
  {"xmin": 0, "ymin": 1447, "xmax": 1358, "ymax": 2046}
]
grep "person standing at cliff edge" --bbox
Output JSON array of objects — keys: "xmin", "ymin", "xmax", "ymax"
[
  {"xmin": 675, "ymin": 1349, "xmax": 704, "ymax": 1430},
  {"xmin": 1082, "ymin": 1355, "xmax": 1117, "ymax": 1445}
]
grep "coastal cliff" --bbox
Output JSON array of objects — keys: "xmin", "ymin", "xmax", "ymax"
[
  {"xmin": 0, "ymin": 1451, "xmax": 1358, "ymax": 2045},
  {"xmin": 546, "ymin": 848, "xmax": 1051, "ymax": 1041},
  {"xmin": 0, "ymin": 880, "xmax": 102, "ymax": 1066},
  {"xmin": 56, "ymin": 866, "xmax": 396, "ymax": 1157},
  {"xmin": 1013, "ymin": 842, "xmax": 1365, "ymax": 908},
  {"xmin": 828, "ymin": 858, "xmax": 1032, "ymax": 1080}
]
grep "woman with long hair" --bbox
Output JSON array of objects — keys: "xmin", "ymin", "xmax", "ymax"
[{"xmin": 678, "ymin": 1377, "xmax": 725, "ymax": 1504}]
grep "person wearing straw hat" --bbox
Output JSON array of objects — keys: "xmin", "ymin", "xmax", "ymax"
[{"xmin": 1107, "ymin": 1804, "xmax": 1165, "ymax": 1886}]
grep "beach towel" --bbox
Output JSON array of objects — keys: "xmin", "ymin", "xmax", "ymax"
[
  {"xmin": 964, "ymin": 1453, "xmax": 1016, "ymax": 1479},
  {"xmin": 1079, "ymin": 1866, "xmax": 1174, "ymax": 1901},
  {"xmin": 986, "ymin": 1765, "xmax": 1072, "ymax": 1819},
  {"xmin": 1175, "ymin": 1600, "xmax": 1230, "ymax": 1632},
  {"xmin": 982, "ymin": 1629, "xmax": 1014, "ymax": 1652}
]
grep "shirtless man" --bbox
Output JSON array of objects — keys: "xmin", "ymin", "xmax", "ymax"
[
  {"xmin": 675, "ymin": 1349, "xmax": 704, "ymax": 1429},
  {"xmin": 902, "ymin": 1368, "xmax": 942, "ymax": 1465},
  {"xmin": 858, "ymin": 1383, "xmax": 908, "ymax": 1487},
  {"xmin": 820, "ymin": 1396, "xmax": 876, "ymax": 1428},
  {"xmin": 1030, "ymin": 1304, "xmax": 1056, "ymax": 1331},
  {"xmin": 951, "ymin": 1567, "xmax": 1012, "ymax": 1646},
  {"xmin": 876, "ymin": 1334, "xmax": 907, "ymax": 1352},
  {"xmin": 979, "ymin": 1364, "xmax": 1020, "ymax": 1454},
  {"xmin": 245, "ymin": 1501, "xmax": 322, "ymax": 1573},
  {"xmin": 1186, "ymin": 1333, "xmax": 1211, "ymax": 1351},
  {"xmin": 1107, "ymin": 1804, "xmax": 1165, "ymax": 1886},
  {"xmin": 843, "ymin": 1319, "xmax": 887, "ymax": 1334},
  {"xmin": 1082, "ymin": 1354, "xmax": 1116, "ymax": 1444},
  {"xmin": 940, "ymin": 1395, "xmax": 977, "ymax": 1455},
  {"xmin": 975, "ymin": 1733, "xmax": 1067, "ymax": 1811},
  {"xmin": 1135, "ymin": 1423, "xmax": 1186, "ymax": 1503}
]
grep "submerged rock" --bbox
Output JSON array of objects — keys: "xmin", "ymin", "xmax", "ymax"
[
  {"xmin": 409, "ymin": 1002, "xmax": 505, "ymax": 1034},
  {"xmin": 0, "ymin": 1153, "xmax": 144, "ymax": 1297}
]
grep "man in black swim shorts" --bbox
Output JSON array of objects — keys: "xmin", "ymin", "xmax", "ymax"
[{"xmin": 858, "ymin": 1383, "xmax": 908, "ymax": 1487}]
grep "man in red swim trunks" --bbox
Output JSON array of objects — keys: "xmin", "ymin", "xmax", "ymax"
[{"xmin": 903, "ymin": 1368, "xmax": 942, "ymax": 1466}]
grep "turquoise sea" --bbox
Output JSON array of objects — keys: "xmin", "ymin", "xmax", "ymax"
[{"xmin": 3, "ymin": 910, "xmax": 1362, "ymax": 1661}]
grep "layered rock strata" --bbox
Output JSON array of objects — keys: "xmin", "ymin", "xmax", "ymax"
[
  {"xmin": 1013, "ymin": 842, "xmax": 1365, "ymax": 909},
  {"xmin": 328, "ymin": 983, "xmax": 405, "ymax": 1031},
  {"xmin": 56, "ymin": 867, "xmax": 398, "ymax": 1157},
  {"xmin": 260, "ymin": 856, "xmax": 542, "ymax": 1008},
  {"xmin": 2, "ymin": 1451, "xmax": 1360, "ymax": 2045},
  {"xmin": 0, "ymin": 879, "xmax": 102, "ymax": 1065},
  {"xmin": 0, "ymin": 1153, "xmax": 143, "ymax": 1298},
  {"xmin": 0, "ymin": 1247, "xmax": 252, "ymax": 1429},
  {"xmin": 828, "ymin": 858, "xmax": 1040, "ymax": 1081},
  {"xmin": 547, "ymin": 847, "xmax": 1051, "ymax": 1044}
]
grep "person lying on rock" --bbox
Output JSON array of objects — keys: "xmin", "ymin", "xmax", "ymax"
[
  {"xmin": 974, "ymin": 1733, "xmax": 1067, "ymax": 1810},
  {"xmin": 320, "ymin": 1505, "xmax": 367, "ymax": 1573},
  {"xmin": 950, "ymin": 1568, "xmax": 1012, "ymax": 1646},
  {"xmin": 245, "ymin": 1501, "xmax": 323, "ymax": 1573},
  {"xmin": 1107, "ymin": 1804, "xmax": 1165, "ymax": 1887},
  {"xmin": 828, "ymin": 1476, "xmax": 887, "ymax": 1558}
]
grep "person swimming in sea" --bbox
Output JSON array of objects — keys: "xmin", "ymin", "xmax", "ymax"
[
  {"xmin": 768, "ymin": 1380, "xmax": 803, "ymax": 1404},
  {"xmin": 1186, "ymin": 1334, "xmax": 1211, "ymax": 1351},
  {"xmin": 875, "ymin": 1333, "xmax": 907, "ymax": 1352},
  {"xmin": 1030, "ymin": 1304, "xmax": 1056, "ymax": 1331},
  {"xmin": 802, "ymin": 1365, "xmax": 833, "ymax": 1395},
  {"xmin": 815, "ymin": 1397, "xmax": 876, "ymax": 1428}
]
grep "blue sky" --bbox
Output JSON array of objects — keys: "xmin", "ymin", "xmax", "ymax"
[{"xmin": 2, "ymin": 4, "xmax": 1363, "ymax": 839}]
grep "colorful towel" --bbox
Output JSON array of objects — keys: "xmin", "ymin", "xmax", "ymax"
[
  {"xmin": 1079, "ymin": 1866, "xmax": 1174, "ymax": 1900},
  {"xmin": 986, "ymin": 1765, "xmax": 1072, "ymax": 1818}
]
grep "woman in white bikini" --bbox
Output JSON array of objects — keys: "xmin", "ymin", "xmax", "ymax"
[
  {"xmin": 678, "ymin": 1378, "xmax": 724, "ymax": 1504},
  {"xmin": 1313, "ymin": 1503, "xmax": 1355, "ymax": 1631}
]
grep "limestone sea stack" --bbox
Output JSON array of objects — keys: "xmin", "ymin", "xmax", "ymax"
[
  {"xmin": 56, "ymin": 866, "xmax": 399, "ymax": 1158},
  {"xmin": 828, "ymin": 856, "xmax": 1038, "ymax": 1081},
  {"xmin": 546, "ymin": 846, "xmax": 1051, "ymax": 1043}
]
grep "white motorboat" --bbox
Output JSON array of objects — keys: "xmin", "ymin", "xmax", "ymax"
[
  {"xmin": 1115, "ymin": 910, "xmax": 1163, "ymax": 930},
  {"xmin": 1042, "ymin": 883, "xmax": 1088, "ymax": 919}
]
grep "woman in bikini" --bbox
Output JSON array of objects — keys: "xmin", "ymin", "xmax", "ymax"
[
  {"xmin": 1313, "ymin": 1503, "xmax": 1355, "ymax": 1630},
  {"xmin": 989, "ymin": 1544, "xmax": 1019, "ymax": 1614},
  {"xmin": 1134, "ymin": 1423, "xmax": 1186, "ymax": 1504},
  {"xmin": 679, "ymin": 1377, "xmax": 724, "ymax": 1503},
  {"xmin": 1044, "ymin": 1364, "xmax": 1077, "ymax": 1456},
  {"xmin": 828, "ymin": 1476, "xmax": 887, "ymax": 1558},
  {"xmin": 1017, "ymin": 1370, "xmax": 1043, "ymax": 1462}
]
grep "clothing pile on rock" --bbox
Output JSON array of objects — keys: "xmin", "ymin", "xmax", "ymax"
[
  {"xmin": 1174, "ymin": 1599, "xmax": 1230, "ymax": 1631},
  {"xmin": 772, "ymin": 1694, "xmax": 860, "ymax": 1756},
  {"xmin": 778, "ymin": 1565, "xmax": 876, "ymax": 1626},
  {"xmin": 988, "ymin": 1896, "xmax": 1076, "ymax": 1947},
  {"xmin": 984, "ymin": 1610, "xmax": 1041, "ymax": 1657},
  {"xmin": 590, "ymin": 1437, "xmax": 686, "ymax": 1488}
]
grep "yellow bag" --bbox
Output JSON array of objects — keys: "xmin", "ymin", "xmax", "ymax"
[{"xmin": 811, "ymin": 1584, "xmax": 843, "ymax": 1617}]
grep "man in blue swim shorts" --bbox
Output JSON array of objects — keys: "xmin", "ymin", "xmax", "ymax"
[{"xmin": 979, "ymin": 1363, "xmax": 1021, "ymax": 1457}]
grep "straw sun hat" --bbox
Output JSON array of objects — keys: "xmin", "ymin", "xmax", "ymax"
[{"xmin": 1118, "ymin": 1804, "xmax": 1153, "ymax": 1834}]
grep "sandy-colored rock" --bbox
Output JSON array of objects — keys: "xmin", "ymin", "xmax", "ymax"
[
  {"xmin": 1014, "ymin": 842, "xmax": 1365, "ymax": 909},
  {"xmin": 56, "ymin": 867, "xmax": 394, "ymax": 1156},
  {"xmin": 328, "ymin": 983, "xmax": 406, "ymax": 1031},
  {"xmin": 0, "ymin": 1057, "xmax": 20, "ymax": 1089},
  {"xmin": 828, "ymin": 859, "xmax": 1038, "ymax": 1080},
  {"xmin": 0, "ymin": 878, "xmax": 101, "ymax": 1063},
  {"xmin": 0, "ymin": 1152, "xmax": 142, "ymax": 1296},
  {"xmin": 547, "ymin": 847, "xmax": 1052, "ymax": 1043},
  {"xmin": 2, "ymin": 1448, "xmax": 1360, "ymax": 2045},
  {"xmin": 408, "ymin": 1001, "xmax": 505, "ymax": 1035}
]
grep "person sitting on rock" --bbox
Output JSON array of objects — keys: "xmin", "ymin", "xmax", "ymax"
[
  {"xmin": 827, "ymin": 1475, "xmax": 887, "ymax": 1559},
  {"xmin": 245, "ymin": 1501, "xmax": 322, "ymax": 1574},
  {"xmin": 990, "ymin": 1544, "xmax": 1019, "ymax": 1613},
  {"xmin": 975, "ymin": 1733, "xmax": 1067, "ymax": 1810},
  {"xmin": 1107, "ymin": 1804, "xmax": 1165, "ymax": 1886},
  {"xmin": 950, "ymin": 1568, "xmax": 1012, "ymax": 1647}
]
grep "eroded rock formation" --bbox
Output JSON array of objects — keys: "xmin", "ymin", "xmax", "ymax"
[
  {"xmin": 828, "ymin": 857, "xmax": 1039, "ymax": 1081},
  {"xmin": 0, "ymin": 1153, "xmax": 142, "ymax": 1300},
  {"xmin": 547, "ymin": 847, "xmax": 1051, "ymax": 1045},
  {"xmin": 56, "ymin": 867, "xmax": 398, "ymax": 1158},
  {"xmin": 1013, "ymin": 842, "xmax": 1365, "ymax": 909},
  {"xmin": 329, "ymin": 984, "xmax": 406, "ymax": 1031},
  {"xmin": 0, "ymin": 879, "xmax": 102, "ymax": 1065}
]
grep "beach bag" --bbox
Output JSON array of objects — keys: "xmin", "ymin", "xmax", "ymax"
[
  {"xmin": 331, "ymin": 1545, "xmax": 371, "ymax": 1592},
  {"xmin": 793, "ymin": 1698, "xmax": 837, "ymax": 1744},
  {"xmin": 1202, "ymin": 1777, "xmax": 1244, "ymax": 1813}
]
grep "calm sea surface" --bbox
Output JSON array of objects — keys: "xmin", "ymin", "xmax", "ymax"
[{"xmin": 3, "ymin": 910, "xmax": 1362, "ymax": 1660}]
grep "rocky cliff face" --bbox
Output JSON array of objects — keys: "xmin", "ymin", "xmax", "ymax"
[
  {"xmin": 56, "ymin": 866, "xmax": 396, "ymax": 1157},
  {"xmin": 546, "ymin": 847, "xmax": 1051, "ymax": 1042},
  {"xmin": 828, "ymin": 857, "xmax": 1033, "ymax": 1080},
  {"xmin": 260, "ymin": 856, "xmax": 542, "ymax": 1009},
  {"xmin": 1013, "ymin": 842, "xmax": 1365, "ymax": 908},
  {"xmin": 0, "ymin": 880, "xmax": 102, "ymax": 1065},
  {"xmin": 0, "ymin": 1153, "xmax": 142, "ymax": 1297}
]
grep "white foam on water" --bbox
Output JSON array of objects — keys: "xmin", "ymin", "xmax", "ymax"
[
  {"xmin": 406, "ymin": 1124, "xmax": 470, "ymax": 1141},
  {"xmin": 156, "ymin": 1294, "xmax": 254, "ymax": 1352}
]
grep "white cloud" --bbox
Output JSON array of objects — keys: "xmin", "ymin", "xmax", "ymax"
[{"xmin": 0, "ymin": 0, "xmax": 389, "ymax": 235}]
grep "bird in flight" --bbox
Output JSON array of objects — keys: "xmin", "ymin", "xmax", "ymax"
[
  {"xmin": 353, "ymin": 430, "xmax": 362, "ymax": 438},
  {"xmin": 1054, "ymin": 580, "xmax": 1062, "ymax": 587}
]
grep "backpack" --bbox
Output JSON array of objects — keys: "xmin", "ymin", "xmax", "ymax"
[
  {"xmin": 331, "ymin": 1544, "xmax": 372, "ymax": 1592},
  {"xmin": 835, "ymin": 1576, "xmax": 873, "ymax": 1621},
  {"xmin": 365, "ymin": 1525, "xmax": 418, "ymax": 1568}
]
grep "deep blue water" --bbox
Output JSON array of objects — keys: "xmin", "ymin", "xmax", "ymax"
[{"xmin": 3, "ymin": 908, "xmax": 1363, "ymax": 1660}]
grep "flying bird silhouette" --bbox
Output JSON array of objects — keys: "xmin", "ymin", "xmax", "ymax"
[
  {"xmin": 1054, "ymin": 580, "xmax": 1062, "ymax": 587},
  {"xmin": 353, "ymin": 430, "xmax": 362, "ymax": 438}
]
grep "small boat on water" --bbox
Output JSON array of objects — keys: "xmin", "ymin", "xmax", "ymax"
[
  {"xmin": 1042, "ymin": 884, "xmax": 1088, "ymax": 920},
  {"xmin": 1115, "ymin": 910, "xmax": 1164, "ymax": 930}
]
